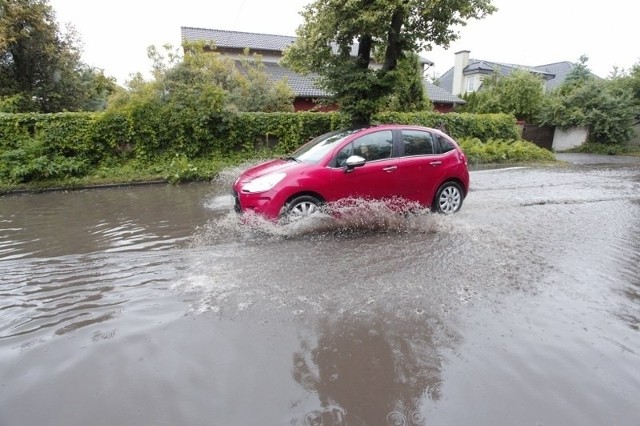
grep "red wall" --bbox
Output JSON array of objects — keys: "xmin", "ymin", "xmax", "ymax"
[
  {"xmin": 433, "ymin": 103, "xmax": 456, "ymax": 113},
  {"xmin": 294, "ymin": 98, "xmax": 337, "ymax": 112},
  {"xmin": 294, "ymin": 98, "xmax": 457, "ymax": 114}
]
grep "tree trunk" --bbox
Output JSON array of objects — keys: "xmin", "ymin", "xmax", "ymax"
[
  {"xmin": 383, "ymin": 10, "xmax": 404, "ymax": 72},
  {"xmin": 356, "ymin": 34, "xmax": 372, "ymax": 69}
]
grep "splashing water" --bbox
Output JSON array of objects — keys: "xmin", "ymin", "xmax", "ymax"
[
  {"xmin": 213, "ymin": 159, "xmax": 270, "ymax": 188},
  {"xmin": 193, "ymin": 195, "xmax": 459, "ymax": 248}
]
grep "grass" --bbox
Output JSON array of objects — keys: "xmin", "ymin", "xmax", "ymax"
[{"xmin": 0, "ymin": 156, "xmax": 234, "ymax": 194}]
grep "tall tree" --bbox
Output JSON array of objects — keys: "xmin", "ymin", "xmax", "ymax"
[
  {"xmin": 283, "ymin": 0, "xmax": 496, "ymax": 125},
  {"xmin": 0, "ymin": 0, "xmax": 115, "ymax": 112}
]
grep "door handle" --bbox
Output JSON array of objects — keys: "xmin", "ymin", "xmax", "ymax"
[
  {"xmin": 383, "ymin": 166, "xmax": 398, "ymax": 172},
  {"xmin": 430, "ymin": 161, "xmax": 442, "ymax": 166}
]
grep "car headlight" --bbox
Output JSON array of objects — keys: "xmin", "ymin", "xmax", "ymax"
[{"xmin": 241, "ymin": 172, "xmax": 286, "ymax": 193}]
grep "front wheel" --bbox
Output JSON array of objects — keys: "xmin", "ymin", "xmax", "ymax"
[
  {"xmin": 433, "ymin": 182, "xmax": 464, "ymax": 214},
  {"xmin": 281, "ymin": 195, "xmax": 322, "ymax": 222}
]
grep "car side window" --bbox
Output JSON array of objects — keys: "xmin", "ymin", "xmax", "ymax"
[
  {"xmin": 352, "ymin": 130, "xmax": 394, "ymax": 162},
  {"xmin": 401, "ymin": 130, "xmax": 434, "ymax": 156},
  {"xmin": 436, "ymin": 135, "xmax": 455, "ymax": 153},
  {"xmin": 336, "ymin": 144, "xmax": 353, "ymax": 166}
]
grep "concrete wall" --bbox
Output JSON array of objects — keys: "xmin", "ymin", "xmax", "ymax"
[{"xmin": 552, "ymin": 127, "xmax": 588, "ymax": 151}]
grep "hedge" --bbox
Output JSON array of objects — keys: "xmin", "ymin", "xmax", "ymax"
[{"xmin": 0, "ymin": 110, "xmax": 521, "ymax": 183}]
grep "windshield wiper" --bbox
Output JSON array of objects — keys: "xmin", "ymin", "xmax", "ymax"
[{"xmin": 281, "ymin": 156, "xmax": 300, "ymax": 162}]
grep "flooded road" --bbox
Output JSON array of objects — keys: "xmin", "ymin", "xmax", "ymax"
[{"xmin": 1, "ymin": 157, "xmax": 639, "ymax": 425}]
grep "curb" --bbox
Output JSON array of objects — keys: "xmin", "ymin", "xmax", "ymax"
[{"xmin": 1, "ymin": 180, "xmax": 169, "ymax": 196}]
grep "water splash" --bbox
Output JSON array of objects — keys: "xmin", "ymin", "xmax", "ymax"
[
  {"xmin": 195, "ymin": 197, "xmax": 452, "ymax": 246},
  {"xmin": 213, "ymin": 159, "xmax": 270, "ymax": 188}
]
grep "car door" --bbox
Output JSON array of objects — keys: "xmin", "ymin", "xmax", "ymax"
[
  {"xmin": 394, "ymin": 129, "xmax": 448, "ymax": 205},
  {"xmin": 326, "ymin": 130, "xmax": 400, "ymax": 201}
]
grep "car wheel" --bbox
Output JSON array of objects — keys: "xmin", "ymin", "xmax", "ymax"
[
  {"xmin": 434, "ymin": 182, "xmax": 463, "ymax": 214},
  {"xmin": 282, "ymin": 195, "xmax": 322, "ymax": 222}
]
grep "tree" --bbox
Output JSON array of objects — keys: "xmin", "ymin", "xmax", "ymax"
[
  {"xmin": 0, "ymin": 0, "xmax": 115, "ymax": 112},
  {"xmin": 557, "ymin": 54, "xmax": 592, "ymax": 95},
  {"xmin": 112, "ymin": 43, "xmax": 294, "ymax": 113},
  {"xmin": 227, "ymin": 51, "xmax": 295, "ymax": 113},
  {"xmin": 539, "ymin": 57, "xmax": 636, "ymax": 145},
  {"xmin": 609, "ymin": 61, "xmax": 640, "ymax": 114},
  {"xmin": 459, "ymin": 69, "xmax": 546, "ymax": 122},
  {"xmin": 383, "ymin": 52, "xmax": 431, "ymax": 112},
  {"xmin": 283, "ymin": 0, "xmax": 496, "ymax": 126}
]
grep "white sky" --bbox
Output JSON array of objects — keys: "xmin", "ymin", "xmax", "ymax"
[{"xmin": 49, "ymin": 0, "xmax": 639, "ymax": 86}]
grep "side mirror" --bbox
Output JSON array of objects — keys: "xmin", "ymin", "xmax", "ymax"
[{"xmin": 345, "ymin": 155, "xmax": 366, "ymax": 171}]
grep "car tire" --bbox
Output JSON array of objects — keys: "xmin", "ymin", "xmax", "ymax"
[
  {"xmin": 433, "ymin": 181, "xmax": 463, "ymax": 214},
  {"xmin": 282, "ymin": 195, "xmax": 322, "ymax": 222}
]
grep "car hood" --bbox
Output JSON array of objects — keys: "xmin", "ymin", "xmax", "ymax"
[{"xmin": 236, "ymin": 159, "xmax": 309, "ymax": 183}]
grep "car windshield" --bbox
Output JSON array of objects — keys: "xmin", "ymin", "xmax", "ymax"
[{"xmin": 290, "ymin": 129, "xmax": 359, "ymax": 164}]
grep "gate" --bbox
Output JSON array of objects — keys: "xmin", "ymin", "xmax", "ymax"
[{"xmin": 522, "ymin": 124, "xmax": 555, "ymax": 151}]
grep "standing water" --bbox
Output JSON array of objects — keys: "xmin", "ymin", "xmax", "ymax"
[{"xmin": 1, "ymin": 158, "xmax": 639, "ymax": 425}]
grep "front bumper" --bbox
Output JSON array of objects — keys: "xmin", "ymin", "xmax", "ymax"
[
  {"xmin": 232, "ymin": 190, "xmax": 242, "ymax": 213},
  {"xmin": 231, "ymin": 188, "xmax": 286, "ymax": 220}
]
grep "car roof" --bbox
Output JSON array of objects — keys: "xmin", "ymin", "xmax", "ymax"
[{"xmin": 350, "ymin": 123, "xmax": 448, "ymax": 135}]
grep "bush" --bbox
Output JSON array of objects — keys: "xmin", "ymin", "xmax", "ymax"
[
  {"xmin": 164, "ymin": 154, "xmax": 199, "ymax": 184},
  {"xmin": 458, "ymin": 138, "xmax": 555, "ymax": 164}
]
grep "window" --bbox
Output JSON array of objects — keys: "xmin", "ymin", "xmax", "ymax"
[
  {"xmin": 402, "ymin": 130, "xmax": 434, "ymax": 156},
  {"xmin": 466, "ymin": 75, "xmax": 476, "ymax": 93},
  {"xmin": 292, "ymin": 129, "xmax": 358, "ymax": 164},
  {"xmin": 436, "ymin": 135, "xmax": 455, "ymax": 153},
  {"xmin": 337, "ymin": 131, "xmax": 393, "ymax": 165}
]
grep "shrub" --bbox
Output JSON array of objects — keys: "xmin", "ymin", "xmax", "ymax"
[
  {"xmin": 458, "ymin": 138, "xmax": 555, "ymax": 164},
  {"xmin": 165, "ymin": 154, "xmax": 199, "ymax": 184}
]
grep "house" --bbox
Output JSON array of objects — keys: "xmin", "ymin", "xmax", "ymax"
[
  {"xmin": 424, "ymin": 81, "xmax": 466, "ymax": 112},
  {"xmin": 436, "ymin": 50, "xmax": 589, "ymax": 97},
  {"xmin": 180, "ymin": 27, "xmax": 465, "ymax": 112}
]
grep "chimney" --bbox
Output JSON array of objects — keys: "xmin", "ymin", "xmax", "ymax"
[{"xmin": 452, "ymin": 50, "xmax": 470, "ymax": 96}]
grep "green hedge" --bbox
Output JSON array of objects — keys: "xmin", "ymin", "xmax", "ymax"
[
  {"xmin": 373, "ymin": 111, "xmax": 520, "ymax": 140},
  {"xmin": 0, "ymin": 110, "xmax": 521, "ymax": 183}
]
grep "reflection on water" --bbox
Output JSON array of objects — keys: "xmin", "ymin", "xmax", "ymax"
[
  {"xmin": 292, "ymin": 312, "xmax": 451, "ymax": 426},
  {"xmin": 0, "ymin": 184, "xmax": 213, "ymax": 259},
  {"xmin": 0, "ymin": 251, "xmax": 184, "ymax": 348}
]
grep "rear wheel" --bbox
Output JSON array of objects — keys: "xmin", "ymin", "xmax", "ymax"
[
  {"xmin": 433, "ymin": 182, "xmax": 463, "ymax": 214},
  {"xmin": 282, "ymin": 195, "xmax": 322, "ymax": 222}
]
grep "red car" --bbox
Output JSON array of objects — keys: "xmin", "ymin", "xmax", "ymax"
[{"xmin": 232, "ymin": 124, "xmax": 469, "ymax": 221}]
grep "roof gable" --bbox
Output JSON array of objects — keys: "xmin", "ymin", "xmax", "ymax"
[
  {"xmin": 465, "ymin": 60, "xmax": 555, "ymax": 79},
  {"xmin": 434, "ymin": 56, "xmax": 583, "ymax": 94},
  {"xmin": 533, "ymin": 61, "xmax": 581, "ymax": 91}
]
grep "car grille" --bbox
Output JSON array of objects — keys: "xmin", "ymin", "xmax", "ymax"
[{"xmin": 232, "ymin": 190, "xmax": 242, "ymax": 213}]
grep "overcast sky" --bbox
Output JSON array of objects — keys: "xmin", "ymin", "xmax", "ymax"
[{"xmin": 49, "ymin": 0, "xmax": 639, "ymax": 85}]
